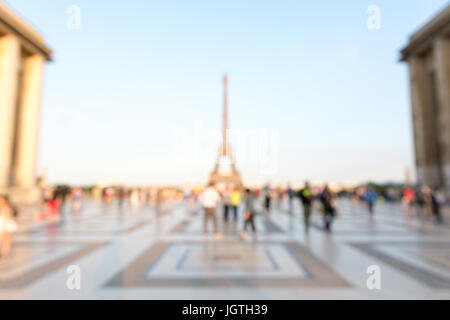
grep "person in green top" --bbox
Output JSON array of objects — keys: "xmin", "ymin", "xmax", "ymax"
[{"xmin": 298, "ymin": 181, "xmax": 313, "ymax": 233}]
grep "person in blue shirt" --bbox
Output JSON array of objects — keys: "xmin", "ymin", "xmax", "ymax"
[{"xmin": 364, "ymin": 188, "xmax": 379, "ymax": 215}]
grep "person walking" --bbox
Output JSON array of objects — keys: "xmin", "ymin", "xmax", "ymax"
[
  {"xmin": 425, "ymin": 187, "xmax": 443, "ymax": 224},
  {"xmin": 320, "ymin": 185, "xmax": 336, "ymax": 232},
  {"xmin": 241, "ymin": 189, "xmax": 257, "ymax": 239},
  {"xmin": 287, "ymin": 184, "xmax": 295, "ymax": 214},
  {"xmin": 403, "ymin": 187, "xmax": 416, "ymax": 215},
  {"xmin": 298, "ymin": 181, "xmax": 313, "ymax": 233},
  {"xmin": 364, "ymin": 188, "xmax": 378, "ymax": 215},
  {"xmin": 0, "ymin": 195, "xmax": 18, "ymax": 258},
  {"xmin": 262, "ymin": 184, "xmax": 272, "ymax": 215},
  {"xmin": 199, "ymin": 183, "xmax": 222, "ymax": 240},
  {"xmin": 72, "ymin": 188, "xmax": 83, "ymax": 214},
  {"xmin": 230, "ymin": 188, "xmax": 242, "ymax": 222},
  {"xmin": 130, "ymin": 188, "xmax": 140, "ymax": 210}
]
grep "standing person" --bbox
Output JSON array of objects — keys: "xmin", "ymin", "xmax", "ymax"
[
  {"xmin": 46, "ymin": 191, "xmax": 60, "ymax": 222},
  {"xmin": 320, "ymin": 185, "xmax": 336, "ymax": 232},
  {"xmin": 117, "ymin": 187, "xmax": 126, "ymax": 210},
  {"xmin": 230, "ymin": 188, "xmax": 242, "ymax": 222},
  {"xmin": 287, "ymin": 184, "xmax": 295, "ymax": 213},
  {"xmin": 422, "ymin": 186, "xmax": 433, "ymax": 216},
  {"xmin": 199, "ymin": 183, "xmax": 222, "ymax": 240},
  {"xmin": 72, "ymin": 188, "xmax": 83, "ymax": 214},
  {"xmin": 403, "ymin": 187, "xmax": 416, "ymax": 215},
  {"xmin": 130, "ymin": 188, "xmax": 140, "ymax": 210},
  {"xmin": 426, "ymin": 187, "xmax": 443, "ymax": 224},
  {"xmin": 298, "ymin": 181, "xmax": 313, "ymax": 233},
  {"xmin": 364, "ymin": 188, "xmax": 378, "ymax": 215},
  {"xmin": 415, "ymin": 187, "xmax": 425, "ymax": 216},
  {"xmin": 262, "ymin": 184, "xmax": 272, "ymax": 215},
  {"xmin": 241, "ymin": 189, "xmax": 257, "ymax": 239},
  {"xmin": 0, "ymin": 195, "xmax": 18, "ymax": 258},
  {"xmin": 222, "ymin": 185, "xmax": 232, "ymax": 222}
]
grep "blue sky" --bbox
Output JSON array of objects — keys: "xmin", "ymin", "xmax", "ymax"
[{"xmin": 6, "ymin": 0, "xmax": 450, "ymax": 186}]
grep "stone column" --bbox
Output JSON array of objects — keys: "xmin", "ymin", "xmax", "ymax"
[
  {"xmin": 12, "ymin": 54, "xmax": 45, "ymax": 203},
  {"xmin": 0, "ymin": 35, "xmax": 21, "ymax": 191},
  {"xmin": 434, "ymin": 37, "xmax": 450, "ymax": 191},
  {"xmin": 408, "ymin": 56, "xmax": 441, "ymax": 187}
]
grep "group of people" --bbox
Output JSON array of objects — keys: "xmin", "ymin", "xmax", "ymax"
[
  {"xmin": 199, "ymin": 183, "xmax": 258, "ymax": 240},
  {"xmin": 402, "ymin": 186, "xmax": 443, "ymax": 223},
  {"xmin": 351, "ymin": 185, "xmax": 444, "ymax": 224},
  {"xmin": 198, "ymin": 182, "xmax": 341, "ymax": 238},
  {"xmin": 296, "ymin": 183, "xmax": 337, "ymax": 232},
  {"xmin": 199, "ymin": 181, "xmax": 447, "ymax": 236}
]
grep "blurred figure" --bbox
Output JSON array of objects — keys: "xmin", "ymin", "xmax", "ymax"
[
  {"xmin": 298, "ymin": 181, "xmax": 313, "ymax": 233},
  {"xmin": 72, "ymin": 188, "xmax": 83, "ymax": 213},
  {"xmin": 287, "ymin": 184, "xmax": 295, "ymax": 213},
  {"xmin": 155, "ymin": 187, "xmax": 163, "ymax": 213},
  {"xmin": 130, "ymin": 188, "xmax": 140, "ymax": 210},
  {"xmin": 320, "ymin": 185, "xmax": 336, "ymax": 232},
  {"xmin": 262, "ymin": 184, "xmax": 272, "ymax": 215},
  {"xmin": 0, "ymin": 195, "xmax": 18, "ymax": 258},
  {"xmin": 403, "ymin": 187, "xmax": 416, "ymax": 215},
  {"xmin": 44, "ymin": 191, "xmax": 60, "ymax": 222},
  {"xmin": 424, "ymin": 187, "xmax": 443, "ymax": 224},
  {"xmin": 144, "ymin": 187, "xmax": 151, "ymax": 207},
  {"xmin": 139, "ymin": 188, "xmax": 148, "ymax": 206},
  {"xmin": 241, "ymin": 189, "xmax": 257, "ymax": 239},
  {"xmin": 422, "ymin": 186, "xmax": 433, "ymax": 216},
  {"xmin": 117, "ymin": 187, "xmax": 127, "ymax": 210},
  {"xmin": 199, "ymin": 183, "xmax": 221, "ymax": 240},
  {"xmin": 103, "ymin": 188, "xmax": 115, "ymax": 205},
  {"xmin": 230, "ymin": 188, "xmax": 242, "ymax": 222},
  {"xmin": 222, "ymin": 185, "xmax": 232, "ymax": 222},
  {"xmin": 364, "ymin": 188, "xmax": 379, "ymax": 215},
  {"xmin": 415, "ymin": 187, "xmax": 425, "ymax": 216}
]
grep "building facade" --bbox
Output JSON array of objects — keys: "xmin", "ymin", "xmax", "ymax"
[
  {"xmin": 0, "ymin": 2, "xmax": 52, "ymax": 204},
  {"xmin": 401, "ymin": 5, "xmax": 450, "ymax": 192}
]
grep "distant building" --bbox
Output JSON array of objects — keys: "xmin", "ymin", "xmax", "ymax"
[
  {"xmin": 0, "ymin": 2, "xmax": 52, "ymax": 204},
  {"xmin": 401, "ymin": 5, "xmax": 450, "ymax": 192}
]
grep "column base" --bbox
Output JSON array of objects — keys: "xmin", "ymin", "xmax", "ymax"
[{"xmin": 8, "ymin": 186, "xmax": 42, "ymax": 205}]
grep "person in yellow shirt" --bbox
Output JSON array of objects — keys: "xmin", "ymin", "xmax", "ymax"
[{"xmin": 230, "ymin": 189, "xmax": 242, "ymax": 222}]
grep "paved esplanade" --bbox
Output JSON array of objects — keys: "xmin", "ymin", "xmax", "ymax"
[{"xmin": 0, "ymin": 199, "xmax": 449, "ymax": 299}]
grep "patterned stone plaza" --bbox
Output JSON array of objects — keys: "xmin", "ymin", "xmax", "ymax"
[{"xmin": 0, "ymin": 198, "xmax": 449, "ymax": 300}]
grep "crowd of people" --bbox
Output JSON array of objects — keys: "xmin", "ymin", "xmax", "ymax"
[
  {"xmin": 198, "ymin": 182, "xmax": 448, "ymax": 240},
  {"xmin": 350, "ymin": 185, "xmax": 445, "ymax": 223},
  {"xmin": 199, "ymin": 183, "xmax": 257, "ymax": 240},
  {"xmin": 198, "ymin": 182, "xmax": 339, "ymax": 238},
  {"xmin": 0, "ymin": 181, "xmax": 447, "ymax": 259}
]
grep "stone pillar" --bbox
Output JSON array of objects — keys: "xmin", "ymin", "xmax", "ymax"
[
  {"xmin": 408, "ymin": 56, "xmax": 441, "ymax": 187},
  {"xmin": 11, "ymin": 54, "xmax": 45, "ymax": 203},
  {"xmin": 0, "ymin": 35, "xmax": 20, "ymax": 192},
  {"xmin": 434, "ymin": 36, "xmax": 450, "ymax": 191}
]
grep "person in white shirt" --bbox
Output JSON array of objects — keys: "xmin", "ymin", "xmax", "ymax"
[{"xmin": 199, "ymin": 183, "xmax": 221, "ymax": 239}]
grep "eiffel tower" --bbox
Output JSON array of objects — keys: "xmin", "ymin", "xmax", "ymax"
[{"xmin": 208, "ymin": 75, "xmax": 243, "ymax": 187}]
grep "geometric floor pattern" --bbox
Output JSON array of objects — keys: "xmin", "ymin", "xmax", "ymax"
[
  {"xmin": 351, "ymin": 242, "xmax": 450, "ymax": 289},
  {"xmin": 105, "ymin": 241, "xmax": 350, "ymax": 288},
  {"xmin": 0, "ymin": 198, "xmax": 449, "ymax": 299}
]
